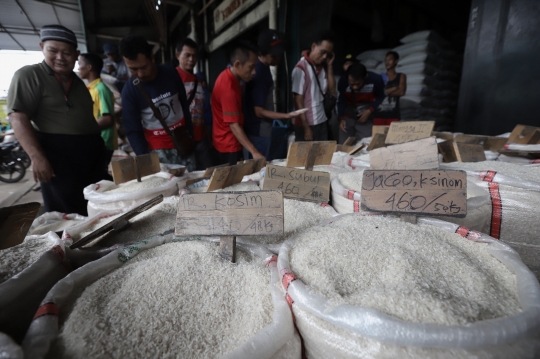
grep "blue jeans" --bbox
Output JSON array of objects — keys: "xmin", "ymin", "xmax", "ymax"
[{"xmin": 243, "ymin": 135, "xmax": 271, "ymax": 160}]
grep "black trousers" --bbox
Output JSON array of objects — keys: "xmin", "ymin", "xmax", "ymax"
[
  {"xmin": 37, "ymin": 132, "xmax": 109, "ymax": 216},
  {"xmin": 216, "ymin": 150, "xmax": 243, "ymax": 166},
  {"xmin": 294, "ymin": 122, "xmax": 328, "ymax": 142}
]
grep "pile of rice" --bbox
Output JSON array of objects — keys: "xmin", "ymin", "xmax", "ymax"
[{"xmin": 48, "ymin": 241, "xmax": 273, "ymax": 359}]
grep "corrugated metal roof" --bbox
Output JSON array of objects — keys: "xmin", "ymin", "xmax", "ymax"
[{"xmin": 0, "ymin": 0, "xmax": 86, "ymax": 51}]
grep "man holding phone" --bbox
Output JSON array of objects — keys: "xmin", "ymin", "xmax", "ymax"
[{"xmin": 292, "ymin": 30, "xmax": 336, "ymax": 141}]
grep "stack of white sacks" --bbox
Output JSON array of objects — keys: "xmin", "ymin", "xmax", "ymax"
[{"xmin": 357, "ymin": 30, "xmax": 461, "ymax": 130}]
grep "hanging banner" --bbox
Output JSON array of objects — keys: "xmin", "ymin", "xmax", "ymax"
[{"xmin": 213, "ymin": 0, "xmax": 258, "ymax": 33}]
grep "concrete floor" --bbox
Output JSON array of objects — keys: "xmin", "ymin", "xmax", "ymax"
[{"xmin": 0, "ymin": 169, "xmax": 45, "ymax": 216}]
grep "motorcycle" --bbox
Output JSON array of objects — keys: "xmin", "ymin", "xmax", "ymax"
[
  {"xmin": 2, "ymin": 130, "xmax": 31, "ymax": 169},
  {"xmin": 0, "ymin": 142, "xmax": 26, "ymax": 183}
]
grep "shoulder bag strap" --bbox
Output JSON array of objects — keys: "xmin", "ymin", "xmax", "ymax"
[
  {"xmin": 307, "ymin": 61, "xmax": 326, "ymax": 97},
  {"xmin": 187, "ymin": 77, "xmax": 198, "ymax": 105},
  {"xmin": 132, "ymin": 77, "xmax": 183, "ymax": 151}
]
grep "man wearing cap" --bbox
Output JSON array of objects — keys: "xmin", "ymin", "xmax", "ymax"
[
  {"xmin": 243, "ymin": 29, "xmax": 296, "ymax": 160},
  {"xmin": 7, "ymin": 24, "xmax": 109, "ymax": 215},
  {"xmin": 102, "ymin": 42, "xmax": 129, "ymax": 92}
]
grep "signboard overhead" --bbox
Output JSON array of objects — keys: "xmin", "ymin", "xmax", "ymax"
[{"xmin": 214, "ymin": 0, "xmax": 258, "ymax": 33}]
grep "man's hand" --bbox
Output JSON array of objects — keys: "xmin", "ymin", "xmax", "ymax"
[
  {"xmin": 339, "ymin": 119, "xmax": 347, "ymax": 133},
  {"xmin": 303, "ymin": 126, "xmax": 313, "ymax": 141},
  {"xmin": 358, "ymin": 110, "xmax": 371, "ymax": 123},
  {"xmin": 327, "ymin": 52, "xmax": 335, "ymax": 67},
  {"xmin": 252, "ymin": 152, "xmax": 265, "ymax": 160},
  {"xmin": 32, "ymin": 154, "xmax": 54, "ymax": 183}
]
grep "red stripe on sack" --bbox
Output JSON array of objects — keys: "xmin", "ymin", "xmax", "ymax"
[
  {"xmin": 281, "ymin": 270, "xmax": 297, "ymax": 290},
  {"xmin": 354, "ymin": 200, "xmax": 360, "ymax": 212},
  {"xmin": 480, "ymin": 170, "xmax": 497, "ymax": 182},
  {"xmin": 62, "ymin": 213, "xmax": 69, "ymax": 220},
  {"xmin": 95, "ymin": 184, "xmax": 100, "ymax": 191},
  {"xmin": 347, "ymin": 190, "xmax": 356, "ymax": 200},
  {"xmin": 33, "ymin": 302, "xmax": 58, "ymax": 320},
  {"xmin": 266, "ymin": 255, "xmax": 278, "ymax": 267},
  {"xmin": 320, "ymin": 202, "xmax": 329, "ymax": 207},
  {"xmin": 531, "ymin": 159, "xmax": 540, "ymax": 164},
  {"xmin": 488, "ymin": 182, "xmax": 502, "ymax": 239},
  {"xmin": 455, "ymin": 226, "xmax": 470, "ymax": 237},
  {"xmin": 51, "ymin": 245, "xmax": 65, "ymax": 261},
  {"xmin": 347, "ymin": 157, "xmax": 356, "ymax": 170},
  {"xmin": 503, "ymin": 143, "xmax": 510, "ymax": 150}
]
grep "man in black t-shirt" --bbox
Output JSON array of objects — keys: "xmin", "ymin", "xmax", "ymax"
[{"xmin": 243, "ymin": 29, "xmax": 295, "ymax": 160}]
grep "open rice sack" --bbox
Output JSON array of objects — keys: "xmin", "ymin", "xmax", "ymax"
[
  {"xmin": 0, "ymin": 233, "xmax": 72, "ymax": 344},
  {"xmin": 278, "ymin": 214, "xmax": 540, "ymax": 359},
  {"xmin": 331, "ymin": 170, "xmax": 492, "ymax": 232},
  {"xmin": 183, "ymin": 179, "xmax": 339, "ymax": 253},
  {"xmin": 22, "ymin": 236, "xmax": 300, "ymax": 359},
  {"xmin": 83, "ymin": 171, "xmax": 188, "ymax": 217}
]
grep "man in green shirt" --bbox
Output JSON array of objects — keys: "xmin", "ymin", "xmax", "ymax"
[
  {"xmin": 7, "ymin": 24, "xmax": 108, "ymax": 216},
  {"xmin": 78, "ymin": 53, "xmax": 118, "ymax": 152}
]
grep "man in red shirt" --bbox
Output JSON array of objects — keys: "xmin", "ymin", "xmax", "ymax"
[
  {"xmin": 176, "ymin": 38, "xmax": 213, "ymax": 170},
  {"xmin": 211, "ymin": 41, "xmax": 263, "ymax": 165}
]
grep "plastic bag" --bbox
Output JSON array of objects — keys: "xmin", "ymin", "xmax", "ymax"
[
  {"xmin": 277, "ymin": 213, "xmax": 540, "ymax": 358},
  {"xmin": 22, "ymin": 235, "xmax": 300, "ymax": 359},
  {"xmin": 83, "ymin": 171, "xmax": 187, "ymax": 216}
]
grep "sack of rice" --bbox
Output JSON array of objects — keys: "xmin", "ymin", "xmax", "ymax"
[
  {"xmin": 0, "ymin": 233, "xmax": 71, "ymax": 343},
  {"xmin": 278, "ymin": 214, "xmax": 540, "ymax": 359},
  {"xmin": 22, "ymin": 235, "xmax": 300, "ymax": 359},
  {"xmin": 83, "ymin": 171, "xmax": 188, "ymax": 217},
  {"xmin": 0, "ymin": 332, "xmax": 23, "ymax": 359},
  {"xmin": 331, "ymin": 170, "xmax": 492, "ymax": 232},
  {"xmin": 28, "ymin": 212, "xmax": 87, "ymax": 236}
]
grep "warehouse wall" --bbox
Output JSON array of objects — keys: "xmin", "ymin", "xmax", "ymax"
[{"xmin": 456, "ymin": 0, "xmax": 540, "ymax": 135}]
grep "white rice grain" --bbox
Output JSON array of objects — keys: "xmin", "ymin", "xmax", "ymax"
[
  {"xmin": 289, "ymin": 216, "xmax": 520, "ymax": 326},
  {"xmin": 0, "ymin": 236, "xmax": 53, "ymax": 283},
  {"xmin": 50, "ymin": 241, "xmax": 273, "ymax": 359}
]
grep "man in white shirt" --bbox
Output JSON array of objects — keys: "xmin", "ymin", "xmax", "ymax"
[{"xmin": 291, "ymin": 30, "xmax": 336, "ymax": 141}]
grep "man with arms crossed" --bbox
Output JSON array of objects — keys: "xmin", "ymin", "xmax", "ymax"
[{"xmin": 176, "ymin": 38, "xmax": 213, "ymax": 169}]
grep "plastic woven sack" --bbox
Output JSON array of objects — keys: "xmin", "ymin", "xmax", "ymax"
[
  {"xmin": 278, "ymin": 213, "xmax": 540, "ymax": 358},
  {"xmin": 22, "ymin": 235, "xmax": 300, "ymax": 359},
  {"xmin": 83, "ymin": 171, "xmax": 187, "ymax": 216},
  {"xmin": 356, "ymin": 49, "xmax": 391, "ymax": 62},
  {"xmin": 0, "ymin": 332, "xmax": 23, "ymax": 359},
  {"xmin": 28, "ymin": 212, "xmax": 87, "ymax": 236},
  {"xmin": 400, "ymin": 30, "xmax": 449, "ymax": 47}
]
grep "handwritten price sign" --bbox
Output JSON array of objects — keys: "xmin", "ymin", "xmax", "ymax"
[
  {"xmin": 360, "ymin": 170, "xmax": 467, "ymax": 217},
  {"xmin": 262, "ymin": 165, "xmax": 330, "ymax": 203},
  {"xmin": 175, "ymin": 190, "xmax": 284, "ymax": 236}
]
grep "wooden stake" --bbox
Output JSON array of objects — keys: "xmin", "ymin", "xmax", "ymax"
[
  {"xmin": 304, "ymin": 142, "xmax": 321, "ymax": 171},
  {"xmin": 220, "ymin": 236, "xmax": 236, "ymax": 262},
  {"xmin": 343, "ymin": 137, "xmax": 356, "ymax": 146}
]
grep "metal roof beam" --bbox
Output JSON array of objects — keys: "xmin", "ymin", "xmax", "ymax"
[
  {"xmin": 0, "ymin": 23, "xmax": 26, "ymax": 50},
  {"xmin": 14, "ymin": 0, "xmax": 39, "ymax": 35}
]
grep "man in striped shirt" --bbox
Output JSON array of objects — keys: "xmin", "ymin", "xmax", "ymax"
[{"xmin": 292, "ymin": 31, "xmax": 336, "ymax": 141}]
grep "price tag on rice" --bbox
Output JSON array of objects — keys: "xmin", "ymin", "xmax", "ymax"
[
  {"xmin": 175, "ymin": 190, "xmax": 284, "ymax": 236},
  {"xmin": 360, "ymin": 170, "xmax": 467, "ymax": 217},
  {"xmin": 262, "ymin": 165, "xmax": 330, "ymax": 202}
]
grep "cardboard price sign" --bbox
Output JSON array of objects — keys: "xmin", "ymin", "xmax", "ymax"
[
  {"xmin": 262, "ymin": 165, "xmax": 330, "ymax": 202},
  {"xmin": 360, "ymin": 170, "xmax": 467, "ymax": 218},
  {"xmin": 385, "ymin": 121, "xmax": 435, "ymax": 145},
  {"xmin": 175, "ymin": 190, "xmax": 284, "ymax": 237},
  {"xmin": 286, "ymin": 141, "xmax": 336, "ymax": 168},
  {"xmin": 370, "ymin": 137, "xmax": 439, "ymax": 170}
]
